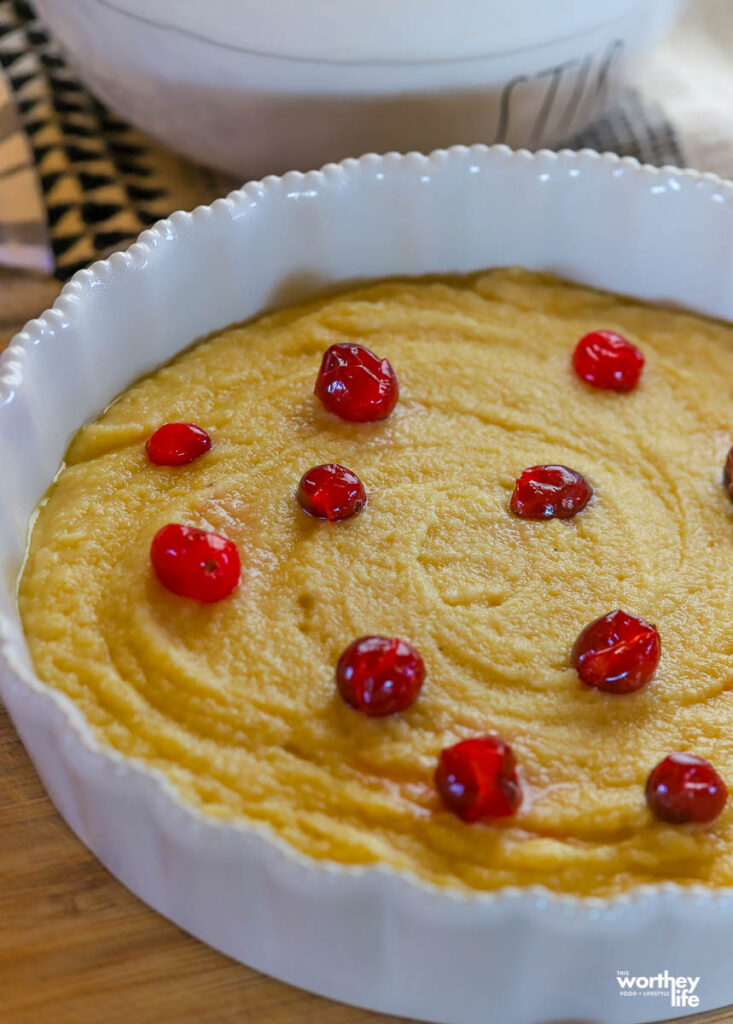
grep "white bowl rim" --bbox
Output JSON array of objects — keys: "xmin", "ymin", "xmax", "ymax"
[{"xmin": 75, "ymin": 0, "xmax": 672, "ymax": 65}]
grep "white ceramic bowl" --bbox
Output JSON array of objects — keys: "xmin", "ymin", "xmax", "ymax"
[
  {"xmin": 4, "ymin": 146, "xmax": 733, "ymax": 1024},
  {"xmin": 36, "ymin": 0, "xmax": 685, "ymax": 177}
]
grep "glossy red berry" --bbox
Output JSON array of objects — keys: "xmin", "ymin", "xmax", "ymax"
[
  {"xmin": 646, "ymin": 753, "xmax": 728, "ymax": 825},
  {"xmin": 314, "ymin": 343, "xmax": 399, "ymax": 422},
  {"xmin": 297, "ymin": 463, "xmax": 367, "ymax": 522},
  {"xmin": 572, "ymin": 610, "xmax": 660, "ymax": 694},
  {"xmin": 573, "ymin": 331, "xmax": 644, "ymax": 392},
  {"xmin": 724, "ymin": 446, "xmax": 733, "ymax": 501},
  {"xmin": 336, "ymin": 635, "xmax": 424, "ymax": 716},
  {"xmin": 150, "ymin": 524, "xmax": 241, "ymax": 603},
  {"xmin": 510, "ymin": 464, "xmax": 592, "ymax": 520},
  {"xmin": 147, "ymin": 422, "xmax": 212, "ymax": 466},
  {"xmin": 436, "ymin": 736, "xmax": 522, "ymax": 822}
]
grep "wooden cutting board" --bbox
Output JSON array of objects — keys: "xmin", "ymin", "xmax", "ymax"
[{"xmin": 0, "ymin": 277, "xmax": 731, "ymax": 1024}]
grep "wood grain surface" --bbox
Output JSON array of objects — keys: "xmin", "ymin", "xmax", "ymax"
[{"xmin": 0, "ymin": 273, "xmax": 731, "ymax": 1024}]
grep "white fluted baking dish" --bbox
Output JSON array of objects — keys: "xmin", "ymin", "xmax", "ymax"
[
  {"xmin": 35, "ymin": 0, "xmax": 686, "ymax": 176},
  {"xmin": 4, "ymin": 146, "xmax": 733, "ymax": 1024}
]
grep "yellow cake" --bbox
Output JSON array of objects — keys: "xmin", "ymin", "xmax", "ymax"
[{"xmin": 18, "ymin": 268, "xmax": 733, "ymax": 897}]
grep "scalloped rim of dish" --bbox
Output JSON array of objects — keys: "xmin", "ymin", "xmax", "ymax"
[{"xmin": 4, "ymin": 143, "xmax": 733, "ymax": 921}]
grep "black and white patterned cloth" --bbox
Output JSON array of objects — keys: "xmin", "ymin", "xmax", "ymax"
[
  {"xmin": 0, "ymin": 0, "xmax": 702, "ymax": 281},
  {"xmin": 0, "ymin": 0, "xmax": 232, "ymax": 279}
]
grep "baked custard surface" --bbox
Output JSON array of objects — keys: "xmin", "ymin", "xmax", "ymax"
[{"xmin": 19, "ymin": 269, "xmax": 733, "ymax": 896}]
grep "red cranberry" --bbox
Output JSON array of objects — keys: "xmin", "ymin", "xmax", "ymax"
[
  {"xmin": 336, "ymin": 635, "xmax": 424, "ymax": 716},
  {"xmin": 146, "ymin": 422, "xmax": 212, "ymax": 465},
  {"xmin": 298, "ymin": 463, "xmax": 367, "ymax": 522},
  {"xmin": 646, "ymin": 753, "xmax": 728, "ymax": 825},
  {"xmin": 314, "ymin": 343, "xmax": 399, "ymax": 422},
  {"xmin": 573, "ymin": 331, "xmax": 644, "ymax": 392},
  {"xmin": 435, "ymin": 736, "xmax": 522, "ymax": 822},
  {"xmin": 724, "ymin": 446, "xmax": 733, "ymax": 500},
  {"xmin": 510, "ymin": 464, "xmax": 592, "ymax": 520},
  {"xmin": 150, "ymin": 524, "xmax": 241, "ymax": 603},
  {"xmin": 572, "ymin": 610, "xmax": 660, "ymax": 694}
]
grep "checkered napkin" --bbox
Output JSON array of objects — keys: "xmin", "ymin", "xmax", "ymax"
[{"xmin": 0, "ymin": 0, "xmax": 726, "ymax": 281}]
